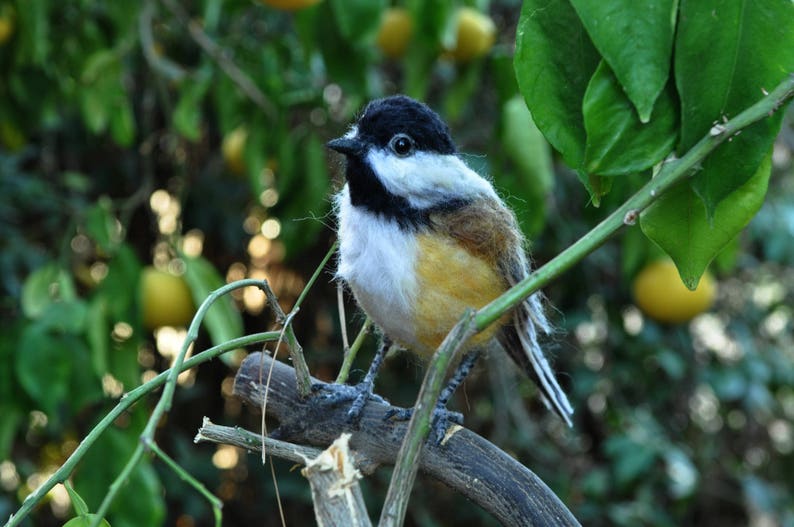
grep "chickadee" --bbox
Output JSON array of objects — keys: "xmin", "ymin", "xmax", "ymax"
[{"xmin": 326, "ymin": 95, "xmax": 572, "ymax": 440}]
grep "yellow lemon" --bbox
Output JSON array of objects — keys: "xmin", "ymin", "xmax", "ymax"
[
  {"xmin": 376, "ymin": 7, "xmax": 413, "ymax": 60},
  {"xmin": 222, "ymin": 126, "xmax": 247, "ymax": 176},
  {"xmin": 140, "ymin": 267, "xmax": 196, "ymax": 329},
  {"xmin": 446, "ymin": 7, "xmax": 495, "ymax": 63},
  {"xmin": 632, "ymin": 259, "xmax": 717, "ymax": 324}
]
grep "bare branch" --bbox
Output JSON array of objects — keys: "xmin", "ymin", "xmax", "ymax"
[{"xmin": 233, "ymin": 352, "xmax": 580, "ymax": 527}]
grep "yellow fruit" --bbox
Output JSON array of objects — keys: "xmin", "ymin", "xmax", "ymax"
[
  {"xmin": 140, "ymin": 267, "xmax": 196, "ymax": 329},
  {"xmin": 258, "ymin": 0, "xmax": 321, "ymax": 11},
  {"xmin": 446, "ymin": 7, "xmax": 495, "ymax": 63},
  {"xmin": 632, "ymin": 259, "xmax": 717, "ymax": 324},
  {"xmin": 222, "ymin": 126, "xmax": 247, "ymax": 176},
  {"xmin": 0, "ymin": 8, "xmax": 14, "ymax": 45},
  {"xmin": 376, "ymin": 7, "xmax": 413, "ymax": 59}
]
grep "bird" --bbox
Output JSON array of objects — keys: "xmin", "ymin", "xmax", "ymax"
[{"xmin": 324, "ymin": 95, "xmax": 573, "ymax": 442}]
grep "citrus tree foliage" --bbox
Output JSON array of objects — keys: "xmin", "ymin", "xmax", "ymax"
[
  {"xmin": 515, "ymin": 0, "xmax": 794, "ymax": 287},
  {"xmin": 1, "ymin": 0, "xmax": 793, "ymax": 526}
]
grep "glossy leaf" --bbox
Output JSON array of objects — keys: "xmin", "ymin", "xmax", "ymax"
[
  {"xmin": 641, "ymin": 153, "xmax": 771, "ymax": 288},
  {"xmin": 63, "ymin": 515, "xmax": 111, "ymax": 527},
  {"xmin": 65, "ymin": 481, "xmax": 90, "ymax": 516},
  {"xmin": 514, "ymin": 0, "xmax": 600, "ymax": 170},
  {"xmin": 16, "ymin": 325, "xmax": 75, "ymax": 415},
  {"xmin": 675, "ymin": 0, "xmax": 794, "ymax": 214},
  {"xmin": 570, "ymin": 0, "xmax": 676, "ymax": 122},
  {"xmin": 183, "ymin": 255, "xmax": 243, "ymax": 350},
  {"xmin": 583, "ymin": 61, "xmax": 678, "ymax": 176}
]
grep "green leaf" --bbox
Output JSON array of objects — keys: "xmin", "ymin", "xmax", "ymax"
[
  {"xmin": 570, "ymin": 0, "xmax": 676, "ymax": 122},
  {"xmin": 173, "ymin": 71, "xmax": 212, "ymax": 142},
  {"xmin": 64, "ymin": 481, "xmax": 90, "ymax": 517},
  {"xmin": 98, "ymin": 244, "xmax": 142, "ymax": 323},
  {"xmin": 514, "ymin": 0, "xmax": 600, "ymax": 170},
  {"xmin": 275, "ymin": 133, "xmax": 330, "ymax": 257},
  {"xmin": 675, "ymin": 0, "xmax": 794, "ymax": 214},
  {"xmin": 497, "ymin": 96, "xmax": 554, "ymax": 237},
  {"xmin": 315, "ymin": 2, "xmax": 372, "ymax": 95},
  {"xmin": 16, "ymin": 325, "xmax": 75, "ymax": 415},
  {"xmin": 109, "ymin": 96, "xmax": 136, "ymax": 147},
  {"xmin": 84, "ymin": 197, "xmax": 119, "ymax": 253},
  {"xmin": 582, "ymin": 61, "xmax": 678, "ymax": 176},
  {"xmin": 38, "ymin": 300, "xmax": 88, "ymax": 334},
  {"xmin": 502, "ymin": 96, "xmax": 554, "ymax": 194},
  {"xmin": 183, "ymin": 255, "xmax": 243, "ymax": 350},
  {"xmin": 15, "ymin": 0, "xmax": 49, "ymax": 65},
  {"xmin": 641, "ymin": 152, "xmax": 771, "ymax": 288},
  {"xmin": 62, "ymin": 515, "xmax": 111, "ymax": 527},
  {"xmin": 330, "ymin": 0, "xmax": 386, "ymax": 44},
  {"xmin": 22, "ymin": 263, "xmax": 62, "ymax": 319},
  {"xmin": 86, "ymin": 297, "xmax": 109, "ymax": 378}
]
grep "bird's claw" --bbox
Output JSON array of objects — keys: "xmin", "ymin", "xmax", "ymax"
[
  {"xmin": 311, "ymin": 382, "xmax": 388, "ymax": 423},
  {"xmin": 384, "ymin": 405, "xmax": 464, "ymax": 445}
]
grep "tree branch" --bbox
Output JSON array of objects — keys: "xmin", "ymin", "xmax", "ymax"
[{"xmin": 233, "ymin": 352, "xmax": 579, "ymax": 527}]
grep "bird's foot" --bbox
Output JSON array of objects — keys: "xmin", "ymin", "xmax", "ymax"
[
  {"xmin": 311, "ymin": 381, "xmax": 388, "ymax": 424},
  {"xmin": 384, "ymin": 404, "xmax": 464, "ymax": 445}
]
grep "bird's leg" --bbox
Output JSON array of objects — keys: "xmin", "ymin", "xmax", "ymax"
[
  {"xmin": 311, "ymin": 338, "xmax": 390, "ymax": 423},
  {"xmin": 385, "ymin": 350, "xmax": 480, "ymax": 444}
]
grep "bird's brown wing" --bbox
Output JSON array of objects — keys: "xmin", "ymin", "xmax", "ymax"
[{"xmin": 431, "ymin": 197, "xmax": 573, "ymax": 425}]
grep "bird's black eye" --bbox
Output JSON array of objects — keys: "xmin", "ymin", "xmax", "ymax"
[{"xmin": 388, "ymin": 133, "xmax": 415, "ymax": 157}]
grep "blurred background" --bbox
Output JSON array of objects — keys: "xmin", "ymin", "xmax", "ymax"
[{"xmin": 1, "ymin": 0, "xmax": 793, "ymax": 526}]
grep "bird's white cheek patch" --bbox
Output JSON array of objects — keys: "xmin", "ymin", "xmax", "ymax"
[{"xmin": 366, "ymin": 150, "xmax": 497, "ymax": 209}]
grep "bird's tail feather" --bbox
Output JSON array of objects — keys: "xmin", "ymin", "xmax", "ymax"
[{"xmin": 498, "ymin": 293, "xmax": 573, "ymax": 427}]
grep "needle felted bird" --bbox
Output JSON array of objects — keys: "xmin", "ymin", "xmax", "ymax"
[{"xmin": 324, "ymin": 95, "xmax": 573, "ymax": 442}]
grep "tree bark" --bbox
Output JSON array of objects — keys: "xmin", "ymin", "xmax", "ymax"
[{"xmin": 233, "ymin": 352, "xmax": 580, "ymax": 527}]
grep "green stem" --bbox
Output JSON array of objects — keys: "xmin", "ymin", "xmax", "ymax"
[
  {"xmin": 335, "ymin": 317, "xmax": 372, "ymax": 384},
  {"xmin": 3, "ymin": 331, "xmax": 278, "ymax": 527},
  {"xmin": 475, "ymin": 72, "xmax": 794, "ymax": 331},
  {"xmin": 88, "ymin": 280, "xmax": 268, "ymax": 527},
  {"xmin": 379, "ymin": 310, "xmax": 478, "ymax": 527},
  {"xmin": 294, "ymin": 240, "xmax": 337, "ymax": 311},
  {"xmin": 148, "ymin": 442, "xmax": 223, "ymax": 527}
]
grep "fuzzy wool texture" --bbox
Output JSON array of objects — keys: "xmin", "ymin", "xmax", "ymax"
[
  {"xmin": 365, "ymin": 149, "xmax": 496, "ymax": 210},
  {"xmin": 335, "ymin": 186, "xmax": 420, "ymax": 349},
  {"xmin": 331, "ymin": 94, "xmax": 573, "ymax": 426}
]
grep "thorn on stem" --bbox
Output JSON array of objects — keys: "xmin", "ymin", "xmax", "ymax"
[{"xmin": 623, "ymin": 209, "xmax": 639, "ymax": 225}]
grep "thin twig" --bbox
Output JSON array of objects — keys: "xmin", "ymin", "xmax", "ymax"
[
  {"xmin": 148, "ymin": 442, "xmax": 223, "ymax": 526},
  {"xmin": 139, "ymin": 0, "xmax": 187, "ymax": 82},
  {"xmin": 4, "ymin": 330, "xmax": 280, "ymax": 527},
  {"xmin": 159, "ymin": 0, "xmax": 277, "ymax": 120},
  {"xmin": 336, "ymin": 317, "xmax": 372, "ymax": 384}
]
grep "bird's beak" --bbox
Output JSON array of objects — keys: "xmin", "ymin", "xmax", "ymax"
[{"xmin": 326, "ymin": 137, "xmax": 365, "ymax": 156}]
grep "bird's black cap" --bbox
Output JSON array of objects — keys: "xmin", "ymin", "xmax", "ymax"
[{"xmin": 327, "ymin": 95, "xmax": 457, "ymax": 156}]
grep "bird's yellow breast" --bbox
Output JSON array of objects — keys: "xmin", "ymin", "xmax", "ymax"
[{"xmin": 411, "ymin": 233, "xmax": 508, "ymax": 357}]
